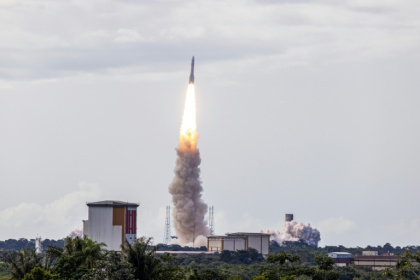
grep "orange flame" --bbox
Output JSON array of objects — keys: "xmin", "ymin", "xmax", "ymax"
[{"xmin": 179, "ymin": 84, "xmax": 198, "ymax": 150}]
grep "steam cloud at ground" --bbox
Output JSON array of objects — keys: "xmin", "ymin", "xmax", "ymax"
[{"xmin": 262, "ymin": 220, "xmax": 321, "ymax": 246}]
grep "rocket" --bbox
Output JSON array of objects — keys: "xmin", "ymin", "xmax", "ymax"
[{"xmin": 189, "ymin": 56, "xmax": 195, "ymax": 84}]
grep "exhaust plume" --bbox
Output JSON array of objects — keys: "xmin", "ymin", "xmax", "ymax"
[
  {"xmin": 262, "ymin": 220, "xmax": 321, "ymax": 247},
  {"xmin": 169, "ymin": 81, "xmax": 210, "ymax": 246}
]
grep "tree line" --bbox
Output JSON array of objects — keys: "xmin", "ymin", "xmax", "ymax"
[{"xmin": 0, "ymin": 237, "xmax": 419, "ymax": 280}]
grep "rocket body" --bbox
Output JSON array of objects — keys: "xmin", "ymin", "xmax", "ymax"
[{"xmin": 189, "ymin": 56, "xmax": 195, "ymax": 84}]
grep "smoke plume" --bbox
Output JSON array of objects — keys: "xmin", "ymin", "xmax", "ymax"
[
  {"xmin": 169, "ymin": 84, "xmax": 210, "ymax": 246},
  {"xmin": 262, "ymin": 220, "xmax": 321, "ymax": 246},
  {"xmin": 68, "ymin": 224, "xmax": 83, "ymax": 239}
]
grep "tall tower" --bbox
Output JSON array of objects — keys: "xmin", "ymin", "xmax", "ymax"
[
  {"xmin": 35, "ymin": 236, "xmax": 43, "ymax": 254},
  {"xmin": 209, "ymin": 206, "xmax": 215, "ymax": 236},
  {"xmin": 163, "ymin": 206, "xmax": 171, "ymax": 244}
]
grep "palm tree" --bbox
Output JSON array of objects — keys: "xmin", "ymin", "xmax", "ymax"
[
  {"xmin": 6, "ymin": 248, "xmax": 42, "ymax": 280},
  {"xmin": 44, "ymin": 245, "xmax": 64, "ymax": 270},
  {"xmin": 47, "ymin": 236, "xmax": 106, "ymax": 269},
  {"xmin": 81, "ymin": 236, "xmax": 106, "ymax": 269},
  {"xmin": 124, "ymin": 237, "xmax": 163, "ymax": 280}
]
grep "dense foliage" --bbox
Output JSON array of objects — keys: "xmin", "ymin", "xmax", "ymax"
[
  {"xmin": 0, "ymin": 240, "xmax": 64, "ymax": 252},
  {"xmin": 1, "ymin": 238, "xmax": 419, "ymax": 280}
]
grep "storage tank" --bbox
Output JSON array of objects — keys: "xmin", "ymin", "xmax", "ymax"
[{"xmin": 285, "ymin": 214, "xmax": 294, "ymax": 222}]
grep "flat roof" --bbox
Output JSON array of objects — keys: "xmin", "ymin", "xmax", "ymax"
[
  {"xmin": 155, "ymin": 251, "xmax": 215, "ymax": 255},
  {"xmin": 226, "ymin": 232, "xmax": 271, "ymax": 236},
  {"xmin": 208, "ymin": 235, "xmax": 246, "ymax": 240},
  {"xmin": 86, "ymin": 200, "xmax": 139, "ymax": 207},
  {"xmin": 353, "ymin": 256, "xmax": 399, "ymax": 260}
]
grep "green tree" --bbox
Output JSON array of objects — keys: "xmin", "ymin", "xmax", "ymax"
[
  {"xmin": 124, "ymin": 237, "xmax": 184, "ymax": 280},
  {"xmin": 43, "ymin": 245, "xmax": 63, "ymax": 270},
  {"xmin": 191, "ymin": 268, "xmax": 227, "ymax": 280},
  {"xmin": 22, "ymin": 267, "xmax": 59, "ymax": 280},
  {"xmin": 219, "ymin": 249, "xmax": 264, "ymax": 265},
  {"xmin": 81, "ymin": 251, "xmax": 134, "ymax": 280},
  {"xmin": 384, "ymin": 250, "xmax": 420, "ymax": 279},
  {"xmin": 6, "ymin": 248, "xmax": 42, "ymax": 280},
  {"xmin": 258, "ymin": 252, "xmax": 304, "ymax": 280},
  {"xmin": 49, "ymin": 236, "xmax": 106, "ymax": 280},
  {"xmin": 312, "ymin": 255, "xmax": 339, "ymax": 280},
  {"xmin": 0, "ymin": 261, "xmax": 11, "ymax": 279},
  {"xmin": 79, "ymin": 237, "xmax": 106, "ymax": 269}
]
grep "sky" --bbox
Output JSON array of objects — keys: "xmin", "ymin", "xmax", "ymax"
[{"xmin": 0, "ymin": 0, "xmax": 419, "ymax": 247}]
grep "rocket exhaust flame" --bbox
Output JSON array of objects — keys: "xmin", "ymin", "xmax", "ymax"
[
  {"xmin": 180, "ymin": 84, "xmax": 197, "ymax": 150},
  {"xmin": 169, "ymin": 58, "xmax": 209, "ymax": 246}
]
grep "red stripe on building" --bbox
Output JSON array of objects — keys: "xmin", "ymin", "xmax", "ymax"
[{"xmin": 133, "ymin": 211, "xmax": 136, "ymax": 234}]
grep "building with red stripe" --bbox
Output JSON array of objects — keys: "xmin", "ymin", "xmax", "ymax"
[{"xmin": 83, "ymin": 200, "xmax": 139, "ymax": 251}]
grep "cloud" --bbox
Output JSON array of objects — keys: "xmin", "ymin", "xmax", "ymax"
[
  {"xmin": 382, "ymin": 219, "xmax": 420, "ymax": 236},
  {"xmin": 114, "ymin": 29, "xmax": 144, "ymax": 43},
  {"xmin": 0, "ymin": 80, "xmax": 14, "ymax": 89},
  {"xmin": 0, "ymin": 0, "xmax": 419, "ymax": 80},
  {"xmin": 214, "ymin": 211, "xmax": 264, "ymax": 235},
  {"xmin": 318, "ymin": 217, "xmax": 357, "ymax": 234},
  {"xmin": 0, "ymin": 182, "xmax": 102, "ymax": 228}
]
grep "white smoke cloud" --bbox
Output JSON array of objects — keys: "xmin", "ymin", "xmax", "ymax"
[
  {"xmin": 169, "ymin": 234, "xmax": 207, "ymax": 248},
  {"xmin": 114, "ymin": 29, "xmax": 144, "ymax": 43},
  {"xmin": 262, "ymin": 220, "xmax": 321, "ymax": 247},
  {"xmin": 0, "ymin": 182, "xmax": 101, "ymax": 235},
  {"xmin": 68, "ymin": 224, "xmax": 83, "ymax": 239}
]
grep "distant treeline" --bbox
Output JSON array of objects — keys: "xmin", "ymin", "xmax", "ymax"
[
  {"xmin": 1, "ymin": 237, "xmax": 420, "ymax": 280},
  {"xmin": 0, "ymin": 238, "xmax": 64, "ymax": 251},
  {"xmin": 155, "ymin": 243, "xmax": 207, "ymax": 251},
  {"xmin": 269, "ymin": 240, "xmax": 420, "ymax": 265},
  {"xmin": 1, "ymin": 238, "xmax": 419, "ymax": 257}
]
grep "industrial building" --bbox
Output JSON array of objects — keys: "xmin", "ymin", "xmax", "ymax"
[
  {"xmin": 207, "ymin": 232, "xmax": 270, "ymax": 255},
  {"xmin": 353, "ymin": 252, "xmax": 399, "ymax": 270},
  {"xmin": 328, "ymin": 251, "xmax": 401, "ymax": 270},
  {"xmin": 83, "ymin": 200, "xmax": 139, "ymax": 251},
  {"xmin": 328, "ymin": 252, "xmax": 352, "ymax": 266}
]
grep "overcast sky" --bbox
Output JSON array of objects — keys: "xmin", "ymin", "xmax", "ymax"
[{"xmin": 1, "ymin": 0, "xmax": 419, "ymax": 247}]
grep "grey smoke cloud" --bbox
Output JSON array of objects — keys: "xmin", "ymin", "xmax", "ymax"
[{"xmin": 168, "ymin": 146, "xmax": 210, "ymax": 246}]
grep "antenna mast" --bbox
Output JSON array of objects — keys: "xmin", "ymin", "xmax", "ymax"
[
  {"xmin": 209, "ymin": 206, "xmax": 215, "ymax": 236},
  {"xmin": 163, "ymin": 206, "xmax": 171, "ymax": 244}
]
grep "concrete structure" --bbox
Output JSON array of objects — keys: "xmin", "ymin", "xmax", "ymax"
[
  {"xmin": 353, "ymin": 255, "xmax": 400, "ymax": 270},
  {"xmin": 207, "ymin": 232, "xmax": 270, "ymax": 255},
  {"xmin": 35, "ymin": 236, "xmax": 43, "ymax": 254},
  {"xmin": 285, "ymin": 214, "xmax": 294, "ymax": 222},
  {"xmin": 328, "ymin": 252, "xmax": 352, "ymax": 266},
  {"xmin": 155, "ymin": 251, "xmax": 215, "ymax": 256},
  {"xmin": 83, "ymin": 200, "xmax": 139, "ymax": 251},
  {"xmin": 328, "ymin": 252, "xmax": 352, "ymax": 258},
  {"xmin": 328, "ymin": 252, "xmax": 402, "ymax": 270},
  {"xmin": 362, "ymin": 251, "xmax": 379, "ymax": 256}
]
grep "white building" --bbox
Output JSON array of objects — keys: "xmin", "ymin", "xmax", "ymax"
[
  {"xmin": 362, "ymin": 251, "xmax": 379, "ymax": 256},
  {"xmin": 83, "ymin": 200, "xmax": 139, "ymax": 251},
  {"xmin": 328, "ymin": 252, "xmax": 352, "ymax": 258},
  {"xmin": 207, "ymin": 232, "xmax": 270, "ymax": 255}
]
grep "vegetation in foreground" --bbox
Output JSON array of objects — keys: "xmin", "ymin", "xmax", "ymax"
[{"xmin": 0, "ymin": 237, "xmax": 419, "ymax": 280}]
